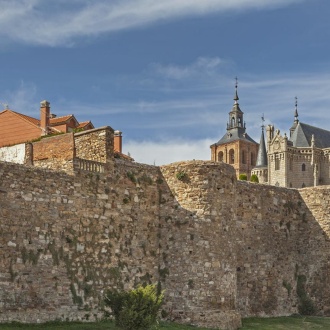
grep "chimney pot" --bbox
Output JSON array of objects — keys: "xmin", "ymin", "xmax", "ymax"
[
  {"xmin": 40, "ymin": 100, "xmax": 50, "ymax": 136},
  {"xmin": 114, "ymin": 130, "xmax": 122, "ymax": 153}
]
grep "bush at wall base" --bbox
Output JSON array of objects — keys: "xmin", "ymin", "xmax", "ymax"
[
  {"xmin": 104, "ymin": 284, "xmax": 164, "ymax": 330},
  {"xmin": 239, "ymin": 173, "xmax": 247, "ymax": 181}
]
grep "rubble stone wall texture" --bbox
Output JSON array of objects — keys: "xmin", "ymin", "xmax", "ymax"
[
  {"xmin": 159, "ymin": 162, "xmax": 241, "ymax": 330},
  {"xmin": 0, "ymin": 159, "xmax": 329, "ymax": 329},
  {"xmin": 236, "ymin": 180, "xmax": 330, "ymax": 317},
  {"xmin": 74, "ymin": 127, "xmax": 114, "ymax": 163},
  {"xmin": 0, "ymin": 160, "xmax": 161, "ymax": 323}
]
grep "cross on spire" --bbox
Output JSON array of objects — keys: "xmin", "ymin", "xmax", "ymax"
[
  {"xmin": 294, "ymin": 96, "xmax": 299, "ymax": 123},
  {"xmin": 234, "ymin": 77, "xmax": 239, "ymax": 103}
]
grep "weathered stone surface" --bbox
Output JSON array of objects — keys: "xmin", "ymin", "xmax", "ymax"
[{"xmin": 0, "ymin": 159, "xmax": 329, "ymax": 329}]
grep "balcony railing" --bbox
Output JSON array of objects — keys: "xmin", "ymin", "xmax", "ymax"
[{"xmin": 74, "ymin": 158, "xmax": 105, "ymax": 173}]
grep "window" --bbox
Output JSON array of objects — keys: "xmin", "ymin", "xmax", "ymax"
[
  {"xmin": 231, "ymin": 117, "xmax": 235, "ymax": 127},
  {"xmin": 242, "ymin": 150, "xmax": 246, "ymax": 164},
  {"xmin": 289, "ymin": 159, "xmax": 293, "ymax": 171},
  {"xmin": 275, "ymin": 157, "xmax": 280, "ymax": 170},
  {"xmin": 302, "ymin": 163, "xmax": 306, "ymax": 171},
  {"xmin": 229, "ymin": 149, "xmax": 235, "ymax": 164},
  {"xmin": 218, "ymin": 151, "xmax": 224, "ymax": 162},
  {"xmin": 251, "ymin": 152, "xmax": 255, "ymax": 166}
]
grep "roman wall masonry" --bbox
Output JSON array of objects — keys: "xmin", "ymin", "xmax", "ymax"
[{"xmin": 0, "ymin": 156, "xmax": 329, "ymax": 329}]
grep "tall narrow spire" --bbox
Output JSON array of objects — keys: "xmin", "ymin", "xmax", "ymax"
[
  {"xmin": 234, "ymin": 76, "xmax": 239, "ymax": 103},
  {"xmin": 256, "ymin": 114, "xmax": 268, "ymax": 167},
  {"xmin": 294, "ymin": 96, "xmax": 299, "ymax": 123},
  {"xmin": 290, "ymin": 96, "xmax": 300, "ymax": 138}
]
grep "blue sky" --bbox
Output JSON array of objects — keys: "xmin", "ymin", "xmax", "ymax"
[{"xmin": 1, "ymin": 0, "xmax": 330, "ymax": 165}]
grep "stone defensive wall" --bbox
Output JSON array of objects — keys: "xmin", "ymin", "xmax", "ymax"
[{"xmin": 0, "ymin": 157, "xmax": 329, "ymax": 329}]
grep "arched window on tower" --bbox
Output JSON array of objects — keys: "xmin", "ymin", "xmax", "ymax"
[
  {"xmin": 231, "ymin": 117, "xmax": 235, "ymax": 127},
  {"xmin": 229, "ymin": 149, "xmax": 235, "ymax": 164},
  {"xmin": 238, "ymin": 117, "xmax": 241, "ymax": 127},
  {"xmin": 218, "ymin": 151, "xmax": 224, "ymax": 162},
  {"xmin": 302, "ymin": 163, "xmax": 306, "ymax": 171},
  {"xmin": 242, "ymin": 150, "xmax": 246, "ymax": 164}
]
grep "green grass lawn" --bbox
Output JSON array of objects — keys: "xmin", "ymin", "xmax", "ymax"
[
  {"xmin": 241, "ymin": 316, "xmax": 330, "ymax": 329},
  {"xmin": 0, "ymin": 317, "xmax": 330, "ymax": 330}
]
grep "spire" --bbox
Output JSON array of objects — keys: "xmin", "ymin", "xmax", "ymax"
[
  {"xmin": 234, "ymin": 76, "xmax": 239, "ymax": 103},
  {"xmin": 294, "ymin": 96, "xmax": 299, "ymax": 123},
  {"xmin": 227, "ymin": 77, "xmax": 244, "ymax": 130},
  {"xmin": 290, "ymin": 96, "xmax": 299, "ymax": 138},
  {"xmin": 256, "ymin": 114, "xmax": 268, "ymax": 167}
]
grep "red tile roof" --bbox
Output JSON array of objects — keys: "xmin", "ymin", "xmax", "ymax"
[
  {"xmin": 49, "ymin": 115, "xmax": 74, "ymax": 125},
  {"xmin": 9, "ymin": 110, "xmax": 40, "ymax": 127},
  {"xmin": 77, "ymin": 121, "xmax": 94, "ymax": 129}
]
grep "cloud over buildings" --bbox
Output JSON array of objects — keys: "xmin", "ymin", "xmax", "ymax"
[{"xmin": 0, "ymin": 0, "xmax": 304, "ymax": 46}]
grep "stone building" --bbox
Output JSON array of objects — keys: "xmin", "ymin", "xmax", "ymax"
[
  {"xmin": 267, "ymin": 100, "xmax": 330, "ymax": 188},
  {"xmin": 210, "ymin": 81, "xmax": 259, "ymax": 179}
]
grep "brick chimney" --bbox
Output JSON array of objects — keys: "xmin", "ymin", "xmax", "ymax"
[
  {"xmin": 40, "ymin": 100, "xmax": 50, "ymax": 136},
  {"xmin": 114, "ymin": 130, "xmax": 122, "ymax": 153}
]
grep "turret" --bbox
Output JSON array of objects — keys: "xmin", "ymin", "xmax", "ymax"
[{"xmin": 227, "ymin": 78, "xmax": 245, "ymax": 131}]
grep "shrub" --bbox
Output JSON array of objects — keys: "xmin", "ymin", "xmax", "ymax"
[
  {"xmin": 296, "ymin": 275, "xmax": 316, "ymax": 315},
  {"xmin": 104, "ymin": 284, "xmax": 164, "ymax": 330},
  {"xmin": 176, "ymin": 171, "xmax": 187, "ymax": 181},
  {"xmin": 250, "ymin": 174, "xmax": 259, "ymax": 183},
  {"xmin": 239, "ymin": 173, "xmax": 247, "ymax": 180},
  {"xmin": 298, "ymin": 296, "xmax": 316, "ymax": 315}
]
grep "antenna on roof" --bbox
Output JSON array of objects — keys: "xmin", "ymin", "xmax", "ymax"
[{"xmin": 0, "ymin": 102, "xmax": 9, "ymax": 110}]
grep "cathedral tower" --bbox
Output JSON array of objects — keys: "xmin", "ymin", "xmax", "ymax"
[{"xmin": 210, "ymin": 79, "xmax": 259, "ymax": 179}]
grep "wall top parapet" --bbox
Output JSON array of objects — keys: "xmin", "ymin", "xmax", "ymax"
[{"xmin": 74, "ymin": 126, "xmax": 114, "ymax": 137}]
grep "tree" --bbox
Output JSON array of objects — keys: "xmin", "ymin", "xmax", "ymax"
[{"xmin": 104, "ymin": 284, "xmax": 164, "ymax": 330}]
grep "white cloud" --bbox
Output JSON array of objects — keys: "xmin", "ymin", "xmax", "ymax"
[
  {"xmin": 0, "ymin": 0, "xmax": 305, "ymax": 46},
  {"xmin": 0, "ymin": 81, "xmax": 38, "ymax": 114},
  {"xmin": 152, "ymin": 57, "xmax": 225, "ymax": 80},
  {"xmin": 123, "ymin": 138, "xmax": 214, "ymax": 166}
]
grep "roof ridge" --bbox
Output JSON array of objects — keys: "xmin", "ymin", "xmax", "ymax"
[
  {"xmin": 50, "ymin": 114, "xmax": 73, "ymax": 119},
  {"xmin": 299, "ymin": 122, "xmax": 330, "ymax": 133},
  {"xmin": 7, "ymin": 109, "xmax": 41, "ymax": 127}
]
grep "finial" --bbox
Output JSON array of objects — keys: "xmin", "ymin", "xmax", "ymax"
[
  {"xmin": 294, "ymin": 96, "xmax": 299, "ymax": 122},
  {"xmin": 234, "ymin": 76, "xmax": 239, "ymax": 103},
  {"xmin": 261, "ymin": 113, "xmax": 265, "ymax": 131}
]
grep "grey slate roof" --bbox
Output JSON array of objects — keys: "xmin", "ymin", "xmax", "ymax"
[
  {"xmin": 255, "ymin": 129, "xmax": 268, "ymax": 167},
  {"xmin": 214, "ymin": 127, "xmax": 257, "ymax": 146},
  {"xmin": 290, "ymin": 122, "xmax": 330, "ymax": 148}
]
